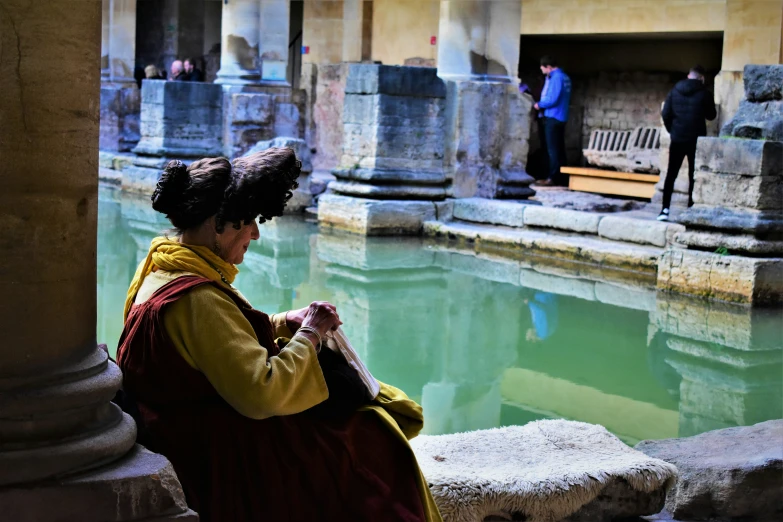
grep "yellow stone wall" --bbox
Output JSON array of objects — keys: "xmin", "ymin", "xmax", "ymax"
[
  {"xmin": 520, "ymin": 0, "xmax": 726, "ymax": 35},
  {"xmin": 721, "ymin": 0, "xmax": 783, "ymax": 71},
  {"xmin": 371, "ymin": 0, "xmax": 440, "ymax": 65},
  {"xmin": 302, "ymin": 0, "xmax": 345, "ymax": 64}
]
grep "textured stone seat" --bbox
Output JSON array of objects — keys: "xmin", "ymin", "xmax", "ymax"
[{"xmin": 411, "ymin": 420, "xmax": 676, "ymax": 522}]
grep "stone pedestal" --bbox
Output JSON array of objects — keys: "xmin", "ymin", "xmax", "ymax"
[
  {"xmin": 437, "ymin": 0, "xmax": 535, "ymax": 199},
  {"xmin": 125, "ymin": 80, "xmax": 224, "ymax": 194},
  {"xmin": 245, "ymin": 137, "xmax": 315, "ymax": 213},
  {"xmin": 259, "ymin": 0, "xmax": 291, "ymax": 85},
  {"xmin": 100, "ymin": 82, "xmax": 141, "ymax": 152},
  {"xmin": 444, "ymin": 81, "xmax": 536, "ymax": 199},
  {"xmin": 0, "ymin": 1, "xmax": 192, "ymax": 520},
  {"xmin": 319, "ymin": 64, "xmax": 449, "ymax": 235},
  {"xmin": 222, "ymin": 90, "xmax": 302, "ymax": 158}
]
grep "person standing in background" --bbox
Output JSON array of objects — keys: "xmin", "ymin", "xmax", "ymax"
[
  {"xmin": 184, "ymin": 58, "xmax": 204, "ymax": 82},
  {"xmin": 658, "ymin": 65, "xmax": 717, "ymax": 221},
  {"xmin": 169, "ymin": 60, "xmax": 186, "ymax": 81},
  {"xmin": 533, "ymin": 56, "xmax": 572, "ymax": 187}
]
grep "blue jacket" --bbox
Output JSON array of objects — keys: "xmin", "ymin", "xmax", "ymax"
[{"xmin": 539, "ymin": 69, "xmax": 572, "ymax": 122}]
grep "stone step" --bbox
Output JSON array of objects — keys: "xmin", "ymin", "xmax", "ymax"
[
  {"xmin": 423, "ymin": 219, "xmax": 662, "ymax": 273},
  {"xmin": 452, "ymin": 197, "xmax": 684, "ymax": 248}
]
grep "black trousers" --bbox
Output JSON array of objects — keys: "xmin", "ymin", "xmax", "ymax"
[
  {"xmin": 662, "ymin": 139, "xmax": 697, "ymax": 209},
  {"xmin": 542, "ymin": 117, "xmax": 567, "ymax": 184}
]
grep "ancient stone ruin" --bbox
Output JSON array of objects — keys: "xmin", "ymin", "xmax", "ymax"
[
  {"xmin": 658, "ymin": 64, "xmax": 783, "ymax": 305},
  {"xmin": 583, "ymin": 127, "xmax": 662, "ymax": 173}
]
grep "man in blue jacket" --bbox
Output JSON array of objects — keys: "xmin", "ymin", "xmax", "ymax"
[{"xmin": 534, "ymin": 56, "xmax": 572, "ymax": 187}]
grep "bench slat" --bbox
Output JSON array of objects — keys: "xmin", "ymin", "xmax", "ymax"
[{"xmin": 561, "ymin": 167, "xmax": 660, "ymax": 183}]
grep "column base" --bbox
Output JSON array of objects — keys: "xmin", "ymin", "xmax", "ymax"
[
  {"xmin": 317, "ymin": 194, "xmax": 437, "ymax": 236},
  {"xmin": 0, "ymin": 445, "xmax": 196, "ymax": 522}
]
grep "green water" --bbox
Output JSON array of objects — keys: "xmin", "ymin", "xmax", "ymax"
[{"xmin": 98, "ymin": 185, "xmax": 783, "ymax": 445}]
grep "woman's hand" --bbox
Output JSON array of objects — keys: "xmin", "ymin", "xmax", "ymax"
[
  {"xmin": 293, "ymin": 301, "xmax": 342, "ymax": 339},
  {"xmin": 285, "ymin": 306, "xmax": 309, "ymax": 332}
]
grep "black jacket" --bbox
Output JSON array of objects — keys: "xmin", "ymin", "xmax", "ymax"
[{"xmin": 662, "ymin": 79, "xmax": 717, "ymax": 142}]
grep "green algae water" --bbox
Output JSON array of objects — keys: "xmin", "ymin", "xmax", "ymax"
[{"xmin": 98, "ymin": 185, "xmax": 783, "ymax": 445}]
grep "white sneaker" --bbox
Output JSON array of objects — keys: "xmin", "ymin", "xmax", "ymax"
[{"xmin": 657, "ymin": 208, "xmax": 670, "ymax": 222}]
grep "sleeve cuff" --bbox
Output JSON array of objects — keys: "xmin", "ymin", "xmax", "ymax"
[{"xmin": 270, "ymin": 312, "xmax": 295, "ymax": 339}]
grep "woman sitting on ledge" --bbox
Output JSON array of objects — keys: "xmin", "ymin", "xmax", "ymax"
[{"xmin": 116, "ymin": 148, "xmax": 441, "ymax": 522}]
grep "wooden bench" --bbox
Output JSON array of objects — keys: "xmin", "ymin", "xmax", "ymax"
[{"xmin": 561, "ymin": 166, "xmax": 660, "ymax": 199}]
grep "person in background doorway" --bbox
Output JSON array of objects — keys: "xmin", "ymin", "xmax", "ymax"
[
  {"xmin": 533, "ymin": 56, "xmax": 572, "ymax": 187},
  {"xmin": 658, "ymin": 65, "xmax": 717, "ymax": 221},
  {"xmin": 169, "ymin": 60, "xmax": 186, "ymax": 81},
  {"xmin": 184, "ymin": 58, "xmax": 203, "ymax": 82}
]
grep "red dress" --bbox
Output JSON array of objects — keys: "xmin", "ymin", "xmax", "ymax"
[{"xmin": 117, "ymin": 275, "xmax": 426, "ymax": 522}]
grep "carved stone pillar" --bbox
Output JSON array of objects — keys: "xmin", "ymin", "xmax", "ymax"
[
  {"xmin": 216, "ymin": 0, "xmax": 262, "ymax": 84},
  {"xmin": 0, "ymin": 3, "xmax": 194, "ymax": 518}
]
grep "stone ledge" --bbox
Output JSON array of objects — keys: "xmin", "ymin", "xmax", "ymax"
[
  {"xmin": 598, "ymin": 215, "xmax": 682, "ymax": 248},
  {"xmin": 523, "ymin": 205, "xmax": 603, "ymax": 234},
  {"xmin": 657, "ymin": 248, "xmax": 783, "ymax": 305},
  {"xmin": 423, "ymin": 220, "xmax": 661, "ymax": 273},
  {"xmin": 452, "ymin": 198, "xmax": 533, "ymax": 227},
  {"xmin": 695, "ymin": 137, "xmax": 783, "ymax": 177},
  {"xmin": 0, "ymin": 445, "xmax": 194, "ymax": 522}
]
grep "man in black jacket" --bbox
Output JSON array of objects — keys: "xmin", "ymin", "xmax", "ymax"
[{"xmin": 658, "ymin": 65, "xmax": 717, "ymax": 221}]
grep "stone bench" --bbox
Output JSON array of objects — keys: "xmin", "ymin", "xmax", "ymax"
[
  {"xmin": 411, "ymin": 420, "xmax": 676, "ymax": 522},
  {"xmin": 562, "ymin": 167, "xmax": 660, "ymax": 199}
]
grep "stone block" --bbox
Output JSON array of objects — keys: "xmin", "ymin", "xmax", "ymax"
[
  {"xmin": 452, "ymin": 198, "xmax": 529, "ymax": 227},
  {"xmin": 134, "ymin": 80, "xmax": 223, "ymax": 158},
  {"xmin": 100, "ymin": 83, "xmax": 140, "ymax": 152},
  {"xmin": 635, "ymin": 420, "xmax": 783, "ymax": 521},
  {"xmin": 695, "ymin": 137, "xmax": 783, "ymax": 177},
  {"xmin": 318, "ymin": 194, "xmax": 436, "ymax": 235},
  {"xmin": 693, "ymin": 171, "xmax": 783, "ymax": 210},
  {"xmin": 679, "ymin": 206, "xmax": 783, "ymax": 237},
  {"xmin": 316, "ymin": 231, "xmax": 433, "ymax": 270},
  {"xmin": 677, "ymin": 230, "xmax": 783, "ymax": 256},
  {"xmin": 721, "ymin": 99, "xmax": 783, "ymax": 141},
  {"xmin": 597, "ymin": 216, "xmax": 672, "ymax": 247},
  {"xmin": 246, "ymin": 136, "xmax": 313, "ymax": 173},
  {"xmin": 274, "ymin": 102, "xmax": 301, "ymax": 139},
  {"xmin": 229, "ymin": 93, "xmax": 275, "ymax": 124},
  {"xmin": 523, "ymin": 206, "xmax": 602, "ymax": 234},
  {"xmin": 344, "ymin": 63, "xmax": 446, "ymax": 98},
  {"xmin": 743, "ymin": 64, "xmax": 783, "ymax": 102},
  {"xmin": 657, "ymin": 248, "xmax": 783, "ymax": 305},
  {"xmin": 0, "ymin": 445, "xmax": 196, "ymax": 522}
]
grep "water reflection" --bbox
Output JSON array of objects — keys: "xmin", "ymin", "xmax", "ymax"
[{"xmin": 98, "ymin": 185, "xmax": 783, "ymax": 444}]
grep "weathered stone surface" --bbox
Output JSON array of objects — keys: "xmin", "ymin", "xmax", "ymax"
[
  {"xmin": 524, "ymin": 206, "xmax": 602, "ymax": 234},
  {"xmin": 223, "ymin": 92, "xmax": 275, "ymax": 158},
  {"xmin": 344, "ymin": 63, "xmax": 446, "ymax": 98},
  {"xmin": 246, "ymin": 136, "xmax": 313, "ymax": 173},
  {"xmin": 533, "ymin": 189, "xmax": 645, "ymax": 212},
  {"xmin": 678, "ymin": 230, "xmax": 783, "ymax": 256},
  {"xmin": 318, "ymin": 194, "xmax": 436, "ymax": 235},
  {"xmin": 134, "ymin": 80, "xmax": 223, "ymax": 157},
  {"xmin": 636, "ymin": 420, "xmax": 783, "ymax": 521},
  {"xmin": 743, "ymin": 64, "xmax": 783, "ymax": 102},
  {"xmin": 452, "ymin": 198, "xmax": 530, "ymax": 227},
  {"xmin": 305, "ymin": 63, "xmax": 348, "ymax": 172},
  {"xmin": 583, "ymin": 127, "xmax": 662, "ymax": 174},
  {"xmin": 0, "ymin": 445, "xmax": 196, "ymax": 522},
  {"xmin": 329, "ymin": 180, "xmax": 447, "ymax": 200},
  {"xmin": 440, "ymin": 251, "xmax": 523, "ymax": 285},
  {"xmin": 316, "ymin": 231, "xmax": 433, "ymax": 270},
  {"xmin": 693, "ymin": 171, "xmax": 783, "ymax": 211},
  {"xmin": 721, "ymin": 99, "xmax": 783, "ymax": 141},
  {"xmin": 695, "ymin": 137, "xmax": 783, "ymax": 177},
  {"xmin": 598, "ymin": 215, "xmax": 680, "ymax": 247},
  {"xmin": 679, "ymin": 206, "xmax": 783, "ymax": 237},
  {"xmin": 273, "ymin": 102, "xmax": 301, "ymax": 139},
  {"xmin": 657, "ymin": 249, "xmax": 783, "ymax": 305}
]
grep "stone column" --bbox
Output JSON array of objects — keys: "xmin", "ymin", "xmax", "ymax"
[
  {"xmin": 342, "ymin": 0, "xmax": 364, "ymax": 62},
  {"xmin": 259, "ymin": 0, "xmax": 291, "ymax": 85},
  {"xmin": 437, "ymin": 0, "xmax": 535, "ymax": 199},
  {"xmin": 216, "ymin": 0, "xmax": 262, "ymax": 84},
  {"xmin": 0, "ymin": 2, "xmax": 196, "ymax": 517}
]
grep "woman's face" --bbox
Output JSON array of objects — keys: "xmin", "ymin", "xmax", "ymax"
[{"xmin": 217, "ymin": 220, "xmax": 260, "ymax": 265}]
